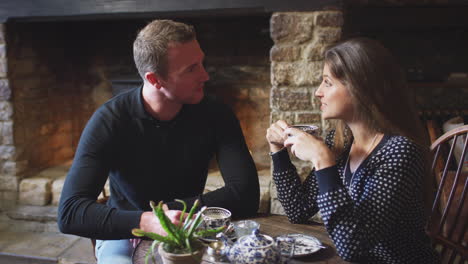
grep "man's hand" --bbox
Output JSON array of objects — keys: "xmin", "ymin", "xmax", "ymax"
[{"xmin": 139, "ymin": 208, "xmax": 184, "ymax": 235}]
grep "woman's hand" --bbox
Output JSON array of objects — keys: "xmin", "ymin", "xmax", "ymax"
[
  {"xmin": 266, "ymin": 120, "xmax": 290, "ymax": 153},
  {"xmin": 283, "ymin": 127, "xmax": 336, "ymax": 170}
]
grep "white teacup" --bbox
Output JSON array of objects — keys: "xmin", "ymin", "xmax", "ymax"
[{"xmin": 202, "ymin": 207, "xmax": 231, "ymax": 229}]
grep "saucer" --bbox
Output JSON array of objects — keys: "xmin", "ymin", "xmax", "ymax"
[{"xmin": 276, "ymin": 234, "xmax": 323, "ymax": 257}]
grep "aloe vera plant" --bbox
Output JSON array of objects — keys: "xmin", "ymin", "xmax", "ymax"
[{"xmin": 132, "ymin": 199, "xmax": 225, "ymax": 264}]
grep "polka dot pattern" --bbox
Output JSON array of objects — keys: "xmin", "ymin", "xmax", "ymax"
[{"xmin": 272, "ymin": 133, "xmax": 440, "ymax": 263}]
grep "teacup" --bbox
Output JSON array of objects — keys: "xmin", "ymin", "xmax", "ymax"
[
  {"xmin": 290, "ymin": 124, "xmax": 319, "ymax": 136},
  {"xmin": 202, "ymin": 207, "xmax": 231, "ymax": 229},
  {"xmin": 271, "ymin": 125, "xmax": 320, "ymax": 146}
]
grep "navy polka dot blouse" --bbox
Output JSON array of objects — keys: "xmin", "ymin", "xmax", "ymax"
[{"xmin": 271, "ymin": 132, "xmax": 440, "ymax": 263}]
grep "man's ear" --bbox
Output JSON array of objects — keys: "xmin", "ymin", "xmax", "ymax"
[{"xmin": 145, "ymin": 72, "xmax": 163, "ymax": 89}]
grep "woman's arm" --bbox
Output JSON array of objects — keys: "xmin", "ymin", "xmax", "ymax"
[
  {"xmin": 271, "ymin": 148, "xmax": 320, "ymax": 224},
  {"xmin": 270, "ymin": 128, "xmax": 338, "ymax": 224}
]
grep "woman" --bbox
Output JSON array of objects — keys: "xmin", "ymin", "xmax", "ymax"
[{"xmin": 266, "ymin": 38, "xmax": 439, "ymax": 263}]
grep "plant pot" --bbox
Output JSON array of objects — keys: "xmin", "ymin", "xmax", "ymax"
[{"xmin": 158, "ymin": 243, "xmax": 205, "ymax": 264}]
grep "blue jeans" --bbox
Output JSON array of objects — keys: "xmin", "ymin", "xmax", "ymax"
[{"xmin": 95, "ymin": 239, "xmax": 133, "ymax": 264}]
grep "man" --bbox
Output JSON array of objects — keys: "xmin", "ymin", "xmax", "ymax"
[{"xmin": 58, "ymin": 19, "xmax": 259, "ymax": 264}]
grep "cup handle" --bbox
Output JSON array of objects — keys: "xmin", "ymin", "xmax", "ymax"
[{"xmin": 276, "ymin": 237, "xmax": 295, "ymax": 260}]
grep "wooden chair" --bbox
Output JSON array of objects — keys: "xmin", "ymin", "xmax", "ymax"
[
  {"xmin": 91, "ymin": 188, "xmax": 110, "ymax": 259},
  {"xmin": 428, "ymin": 124, "xmax": 468, "ymax": 264}
]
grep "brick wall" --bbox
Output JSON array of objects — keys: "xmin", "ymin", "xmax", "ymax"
[
  {"xmin": 269, "ymin": 11, "xmax": 344, "ymax": 214},
  {"xmin": 7, "ymin": 22, "xmax": 107, "ymax": 173},
  {"xmin": 0, "ymin": 23, "xmax": 21, "ymax": 210}
]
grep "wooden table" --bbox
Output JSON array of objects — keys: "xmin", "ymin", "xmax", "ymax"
[{"xmin": 132, "ymin": 214, "xmax": 348, "ymax": 264}]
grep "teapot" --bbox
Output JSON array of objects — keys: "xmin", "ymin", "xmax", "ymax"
[{"xmin": 217, "ymin": 229, "xmax": 282, "ymax": 264}]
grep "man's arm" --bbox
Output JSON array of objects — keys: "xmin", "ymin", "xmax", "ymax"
[
  {"xmin": 57, "ymin": 108, "xmax": 143, "ymax": 239},
  {"xmin": 197, "ymin": 103, "xmax": 260, "ymax": 217}
]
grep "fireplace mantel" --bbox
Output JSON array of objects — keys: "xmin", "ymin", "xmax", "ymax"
[{"xmin": 0, "ymin": 0, "xmax": 342, "ymax": 22}]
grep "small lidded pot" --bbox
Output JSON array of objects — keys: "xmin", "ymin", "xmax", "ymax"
[{"xmin": 219, "ymin": 229, "xmax": 281, "ymax": 264}]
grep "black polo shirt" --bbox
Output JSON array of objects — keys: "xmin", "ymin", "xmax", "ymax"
[{"xmin": 58, "ymin": 86, "xmax": 259, "ymax": 239}]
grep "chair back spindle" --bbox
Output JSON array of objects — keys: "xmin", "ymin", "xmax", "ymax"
[{"xmin": 428, "ymin": 125, "xmax": 468, "ymax": 264}]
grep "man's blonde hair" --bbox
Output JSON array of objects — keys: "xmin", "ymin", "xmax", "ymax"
[{"xmin": 133, "ymin": 19, "xmax": 195, "ymax": 79}]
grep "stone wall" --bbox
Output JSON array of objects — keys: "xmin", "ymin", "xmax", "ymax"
[
  {"xmin": 7, "ymin": 21, "xmax": 116, "ymax": 174},
  {"xmin": 269, "ymin": 11, "xmax": 344, "ymax": 214},
  {"xmin": 0, "ymin": 21, "xmax": 118, "ymax": 209},
  {"xmin": 0, "ymin": 23, "xmax": 21, "ymax": 211},
  {"xmin": 197, "ymin": 16, "xmax": 272, "ymax": 170}
]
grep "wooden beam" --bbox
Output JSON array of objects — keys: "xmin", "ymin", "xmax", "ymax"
[{"xmin": 0, "ymin": 0, "xmax": 342, "ymax": 22}]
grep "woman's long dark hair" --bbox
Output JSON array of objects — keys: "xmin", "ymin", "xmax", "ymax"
[
  {"xmin": 324, "ymin": 37, "xmax": 433, "ymax": 214},
  {"xmin": 324, "ymin": 37, "xmax": 428, "ymax": 152}
]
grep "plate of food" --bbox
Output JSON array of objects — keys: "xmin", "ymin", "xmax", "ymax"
[{"xmin": 276, "ymin": 233, "xmax": 324, "ymax": 257}]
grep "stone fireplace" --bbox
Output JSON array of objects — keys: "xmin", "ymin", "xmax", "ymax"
[
  {"xmin": 0, "ymin": 9, "xmax": 344, "ymax": 215},
  {"xmin": 0, "ymin": 0, "xmax": 467, "ymax": 221}
]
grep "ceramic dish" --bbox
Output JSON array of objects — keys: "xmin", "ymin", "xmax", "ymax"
[{"xmin": 276, "ymin": 233, "xmax": 323, "ymax": 257}]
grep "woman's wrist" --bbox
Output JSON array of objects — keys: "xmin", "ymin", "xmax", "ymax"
[
  {"xmin": 314, "ymin": 161, "xmax": 336, "ymax": 171},
  {"xmin": 269, "ymin": 143, "xmax": 283, "ymax": 153},
  {"xmin": 313, "ymin": 157, "xmax": 336, "ymax": 171}
]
